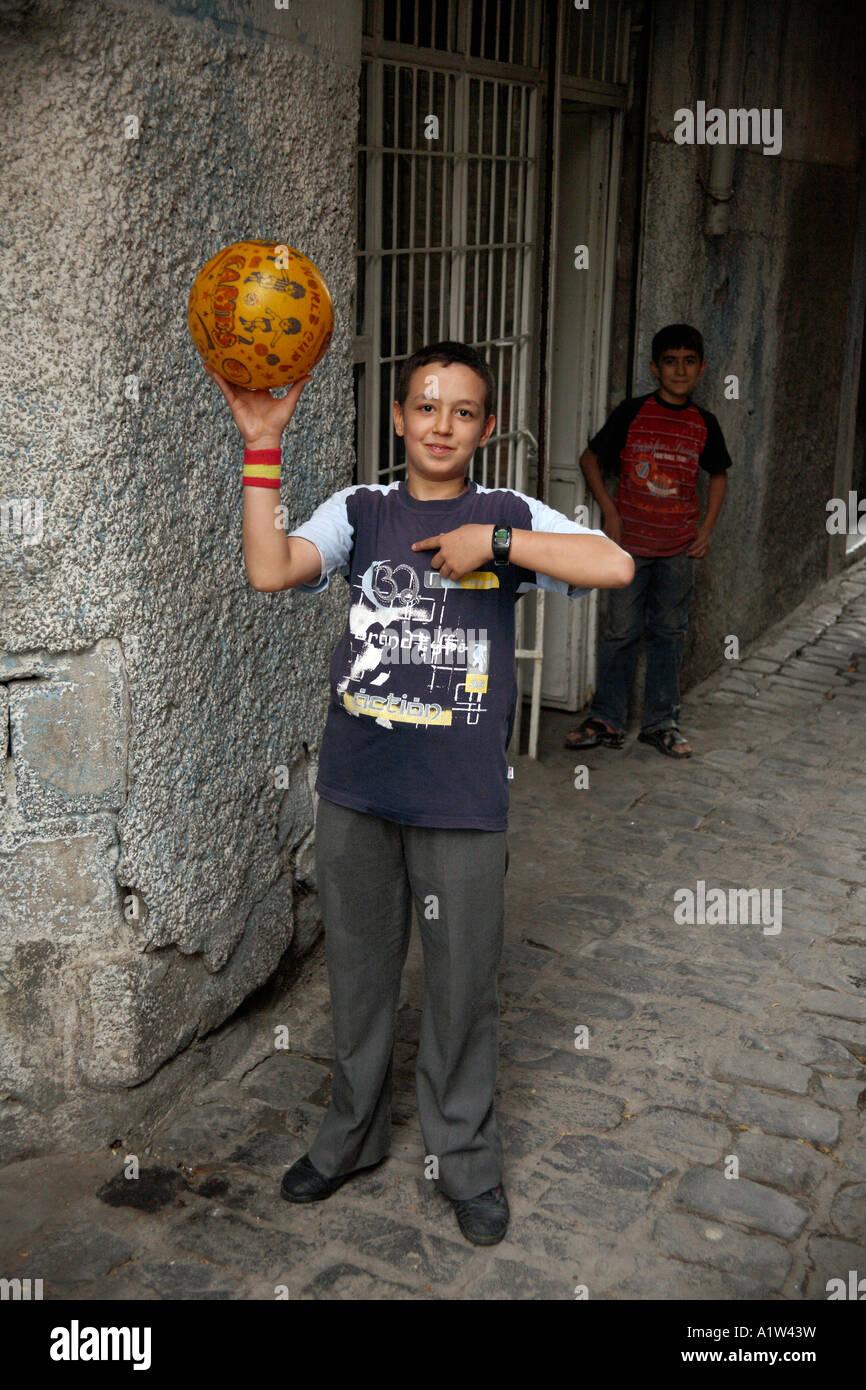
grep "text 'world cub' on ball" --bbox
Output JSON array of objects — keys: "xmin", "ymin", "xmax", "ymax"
[{"xmin": 187, "ymin": 239, "xmax": 334, "ymax": 391}]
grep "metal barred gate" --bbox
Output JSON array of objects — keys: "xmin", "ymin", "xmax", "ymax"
[{"xmin": 355, "ymin": 0, "xmax": 544, "ymax": 495}]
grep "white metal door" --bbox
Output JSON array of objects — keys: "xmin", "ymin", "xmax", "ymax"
[
  {"xmin": 517, "ymin": 0, "xmax": 630, "ymax": 728},
  {"xmin": 542, "ymin": 103, "xmax": 624, "ymax": 709}
]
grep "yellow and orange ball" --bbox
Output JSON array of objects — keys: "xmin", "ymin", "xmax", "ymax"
[{"xmin": 188, "ymin": 239, "xmax": 333, "ymax": 390}]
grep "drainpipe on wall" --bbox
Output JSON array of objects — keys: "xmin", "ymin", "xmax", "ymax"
[{"xmin": 705, "ymin": 0, "xmax": 747, "ymax": 236}]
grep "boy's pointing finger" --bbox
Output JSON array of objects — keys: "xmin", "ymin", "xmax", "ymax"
[{"xmin": 411, "ymin": 535, "xmax": 441, "ymax": 551}]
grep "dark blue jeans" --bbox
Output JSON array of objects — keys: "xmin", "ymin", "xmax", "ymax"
[{"xmin": 589, "ymin": 551, "xmax": 696, "ymax": 736}]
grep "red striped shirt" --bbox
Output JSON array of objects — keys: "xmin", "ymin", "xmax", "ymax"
[{"xmin": 589, "ymin": 392, "xmax": 731, "ymax": 557}]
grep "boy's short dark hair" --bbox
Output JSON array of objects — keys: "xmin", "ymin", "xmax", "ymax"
[
  {"xmin": 395, "ymin": 341, "xmax": 496, "ymax": 422},
  {"xmin": 651, "ymin": 323, "xmax": 705, "ymax": 363}
]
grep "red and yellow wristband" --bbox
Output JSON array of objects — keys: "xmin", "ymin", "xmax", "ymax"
[{"xmin": 242, "ymin": 447, "xmax": 282, "ymax": 488}]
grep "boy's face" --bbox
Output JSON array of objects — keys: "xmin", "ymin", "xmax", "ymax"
[
  {"xmin": 393, "ymin": 362, "xmax": 496, "ymax": 489},
  {"xmin": 650, "ymin": 346, "xmax": 706, "ymax": 403}
]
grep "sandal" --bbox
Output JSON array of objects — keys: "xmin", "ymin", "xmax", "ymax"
[
  {"xmin": 564, "ymin": 717, "xmax": 624, "ymax": 750},
  {"xmin": 638, "ymin": 727, "xmax": 692, "ymax": 758}
]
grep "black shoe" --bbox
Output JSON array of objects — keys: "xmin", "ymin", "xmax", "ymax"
[
  {"xmin": 564, "ymin": 717, "xmax": 624, "ymax": 750},
  {"xmin": 280, "ymin": 1152, "xmax": 383, "ymax": 1204},
  {"xmin": 637, "ymin": 726, "xmax": 692, "ymax": 758},
  {"xmin": 451, "ymin": 1183, "xmax": 510, "ymax": 1245}
]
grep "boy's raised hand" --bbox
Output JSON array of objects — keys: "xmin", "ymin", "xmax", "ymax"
[{"xmin": 203, "ymin": 362, "xmax": 313, "ymax": 448}]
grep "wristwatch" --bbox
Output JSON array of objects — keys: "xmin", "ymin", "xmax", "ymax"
[{"xmin": 492, "ymin": 524, "xmax": 512, "ymax": 567}]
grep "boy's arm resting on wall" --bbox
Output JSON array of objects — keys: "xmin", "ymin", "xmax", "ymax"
[
  {"xmin": 687, "ymin": 470, "xmax": 729, "ymax": 558},
  {"xmin": 702, "ymin": 471, "xmax": 728, "ymax": 530},
  {"xmin": 688, "ymin": 408, "xmax": 733, "ymax": 557}
]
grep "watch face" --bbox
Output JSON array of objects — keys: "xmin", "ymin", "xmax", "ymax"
[{"xmin": 493, "ymin": 528, "xmax": 509, "ymax": 543}]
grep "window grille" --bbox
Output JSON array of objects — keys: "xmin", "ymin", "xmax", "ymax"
[{"xmin": 356, "ymin": 0, "xmax": 545, "ymax": 489}]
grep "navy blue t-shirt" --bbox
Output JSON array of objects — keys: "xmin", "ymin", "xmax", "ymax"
[{"xmin": 289, "ymin": 478, "xmax": 605, "ymax": 830}]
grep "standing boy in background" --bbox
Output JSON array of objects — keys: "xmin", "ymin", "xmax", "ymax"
[
  {"xmin": 206, "ymin": 341, "xmax": 633, "ymax": 1245},
  {"xmin": 566, "ymin": 324, "xmax": 732, "ymax": 758}
]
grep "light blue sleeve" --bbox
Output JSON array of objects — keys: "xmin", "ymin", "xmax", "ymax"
[
  {"xmin": 287, "ymin": 487, "xmax": 355, "ymax": 593},
  {"xmin": 515, "ymin": 495, "xmax": 609, "ymax": 600}
]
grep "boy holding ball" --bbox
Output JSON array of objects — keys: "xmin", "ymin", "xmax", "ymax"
[{"xmin": 206, "ymin": 342, "xmax": 633, "ymax": 1244}]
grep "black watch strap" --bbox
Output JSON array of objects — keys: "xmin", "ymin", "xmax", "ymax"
[{"xmin": 492, "ymin": 524, "xmax": 512, "ymax": 566}]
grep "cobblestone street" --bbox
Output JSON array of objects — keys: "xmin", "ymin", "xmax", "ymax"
[{"xmin": 2, "ymin": 558, "xmax": 865, "ymax": 1301}]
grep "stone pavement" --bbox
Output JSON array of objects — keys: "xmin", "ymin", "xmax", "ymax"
[{"xmin": 2, "ymin": 558, "xmax": 865, "ymax": 1301}]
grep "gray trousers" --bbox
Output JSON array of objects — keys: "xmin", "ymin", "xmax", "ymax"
[{"xmin": 307, "ymin": 796, "xmax": 508, "ymax": 1201}]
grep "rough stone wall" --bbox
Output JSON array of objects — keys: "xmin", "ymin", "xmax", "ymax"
[
  {"xmin": 0, "ymin": 0, "xmax": 360, "ymax": 1158},
  {"xmin": 635, "ymin": 0, "xmax": 865, "ymax": 690}
]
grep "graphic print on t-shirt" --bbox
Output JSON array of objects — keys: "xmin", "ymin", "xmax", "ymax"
[
  {"xmin": 337, "ymin": 558, "xmax": 497, "ymax": 730},
  {"xmin": 286, "ymin": 477, "xmax": 606, "ymax": 828},
  {"xmin": 628, "ymin": 434, "xmax": 695, "ymax": 507}
]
